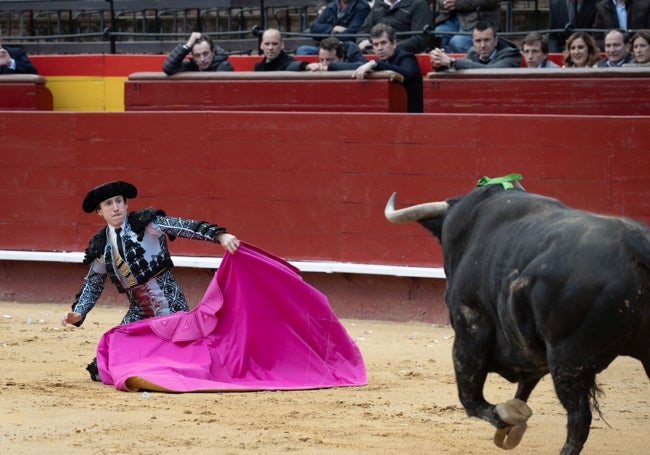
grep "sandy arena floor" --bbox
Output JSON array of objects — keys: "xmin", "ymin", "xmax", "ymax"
[{"xmin": 1, "ymin": 302, "xmax": 648, "ymax": 455}]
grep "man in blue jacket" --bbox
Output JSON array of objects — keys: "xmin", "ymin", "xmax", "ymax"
[{"xmin": 297, "ymin": 0, "xmax": 371, "ymax": 54}]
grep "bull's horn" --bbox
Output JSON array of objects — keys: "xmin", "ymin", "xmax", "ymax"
[{"xmin": 384, "ymin": 192, "xmax": 449, "ymax": 223}]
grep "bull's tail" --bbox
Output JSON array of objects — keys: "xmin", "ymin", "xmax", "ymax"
[{"xmin": 590, "ymin": 381, "xmax": 609, "ymax": 428}]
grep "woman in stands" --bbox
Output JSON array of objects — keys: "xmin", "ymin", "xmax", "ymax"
[
  {"xmin": 562, "ymin": 32, "xmax": 601, "ymax": 67},
  {"xmin": 630, "ymin": 30, "xmax": 650, "ymax": 64}
]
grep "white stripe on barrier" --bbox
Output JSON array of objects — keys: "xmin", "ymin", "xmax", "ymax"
[{"xmin": 0, "ymin": 250, "xmax": 446, "ymax": 279}]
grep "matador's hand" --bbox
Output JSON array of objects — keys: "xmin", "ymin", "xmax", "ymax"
[
  {"xmin": 217, "ymin": 233, "xmax": 240, "ymax": 254},
  {"xmin": 61, "ymin": 312, "xmax": 82, "ymax": 327}
]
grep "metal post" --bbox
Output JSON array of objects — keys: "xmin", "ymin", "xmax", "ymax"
[{"xmin": 106, "ymin": 0, "xmax": 116, "ymax": 53}]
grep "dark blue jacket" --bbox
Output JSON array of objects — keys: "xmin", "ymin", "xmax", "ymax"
[
  {"xmin": 330, "ymin": 47, "xmax": 423, "ymax": 113},
  {"xmin": 341, "ymin": 41, "xmax": 368, "ymax": 64},
  {"xmin": 309, "ymin": 0, "xmax": 371, "ymax": 42},
  {"xmin": 0, "ymin": 47, "xmax": 38, "ymax": 74},
  {"xmin": 374, "ymin": 47, "xmax": 423, "ymax": 113},
  {"xmin": 597, "ymin": 52, "xmax": 635, "ymax": 67}
]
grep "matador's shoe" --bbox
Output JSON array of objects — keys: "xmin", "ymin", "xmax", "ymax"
[{"xmin": 86, "ymin": 358, "xmax": 101, "ymax": 382}]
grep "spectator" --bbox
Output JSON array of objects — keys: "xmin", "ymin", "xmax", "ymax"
[
  {"xmin": 547, "ymin": 0, "xmax": 598, "ymax": 53},
  {"xmin": 0, "ymin": 30, "xmax": 38, "ymax": 75},
  {"xmin": 597, "ymin": 28, "xmax": 634, "ymax": 66},
  {"xmin": 254, "ymin": 28, "xmax": 307, "ymax": 71},
  {"xmin": 433, "ymin": 0, "xmax": 501, "ymax": 53},
  {"xmin": 305, "ymin": 36, "xmax": 368, "ymax": 71},
  {"xmin": 562, "ymin": 31, "xmax": 602, "ymax": 66},
  {"xmin": 357, "ymin": 0, "xmax": 434, "ymax": 54},
  {"xmin": 522, "ymin": 32, "xmax": 561, "ymax": 68},
  {"xmin": 61, "ymin": 181, "xmax": 240, "ymax": 381},
  {"xmin": 163, "ymin": 32, "xmax": 233, "ymax": 76},
  {"xmin": 429, "ymin": 21, "xmax": 522, "ymax": 70},
  {"xmin": 162, "ymin": 32, "xmax": 233, "ymax": 75},
  {"xmin": 593, "ymin": 0, "xmax": 650, "ymax": 48},
  {"xmin": 629, "ymin": 29, "xmax": 650, "ymax": 63},
  {"xmin": 350, "ymin": 23, "xmax": 424, "ymax": 113},
  {"xmin": 297, "ymin": 0, "xmax": 371, "ymax": 55}
]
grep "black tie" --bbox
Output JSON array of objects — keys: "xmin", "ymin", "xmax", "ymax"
[{"xmin": 115, "ymin": 227, "xmax": 126, "ymax": 261}]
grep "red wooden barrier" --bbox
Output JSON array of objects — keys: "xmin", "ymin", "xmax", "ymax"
[
  {"xmin": 124, "ymin": 70, "xmax": 407, "ymax": 112},
  {"xmin": 27, "ymin": 53, "xmax": 477, "ymax": 77},
  {"xmin": 27, "ymin": 53, "xmax": 575, "ymax": 79},
  {"xmin": 424, "ymin": 67, "xmax": 650, "ymax": 115},
  {"xmin": 0, "ymin": 74, "xmax": 53, "ymax": 110},
  {"xmin": 1, "ymin": 111, "xmax": 648, "ymax": 268}
]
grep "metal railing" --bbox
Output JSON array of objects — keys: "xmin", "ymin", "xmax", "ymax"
[
  {"xmin": 0, "ymin": 0, "xmax": 316, "ymax": 53},
  {"xmin": 1, "ymin": 0, "xmax": 616, "ymax": 56}
]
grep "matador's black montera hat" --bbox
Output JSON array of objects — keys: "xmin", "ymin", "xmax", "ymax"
[{"xmin": 82, "ymin": 181, "xmax": 138, "ymax": 213}]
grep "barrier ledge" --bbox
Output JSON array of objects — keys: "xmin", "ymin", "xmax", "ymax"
[
  {"xmin": 128, "ymin": 70, "xmax": 404, "ymax": 84},
  {"xmin": 427, "ymin": 66, "xmax": 650, "ymax": 79},
  {"xmin": 0, "ymin": 74, "xmax": 53, "ymax": 110},
  {"xmin": 0, "ymin": 74, "xmax": 48, "ymax": 84},
  {"xmin": 0, "ymin": 250, "xmax": 445, "ymax": 279},
  {"xmin": 423, "ymin": 67, "xmax": 650, "ymax": 115},
  {"xmin": 125, "ymin": 70, "xmax": 407, "ymax": 112}
]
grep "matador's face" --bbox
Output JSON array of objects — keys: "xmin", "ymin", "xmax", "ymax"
[{"xmin": 96, "ymin": 195, "xmax": 128, "ymax": 228}]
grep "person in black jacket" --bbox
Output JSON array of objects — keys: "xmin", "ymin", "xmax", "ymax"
[
  {"xmin": 0, "ymin": 33, "xmax": 38, "ymax": 74},
  {"xmin": 162, "ymin": 32, "xmax": 233, "ymax": 75},
  {"xmin": 254, "ymin": 28, "xmax": 307, "ymax": 71},
  {"xmin": 349, "ymin": 24, "xmax": 423, "ymax": 113},
  {"xmin": 547, "ymin": 0, "xmax": 597, "ymax": 53},
  {"xmin": 357, "ymin": 0, "xmax": 434, "ymax": 53}
]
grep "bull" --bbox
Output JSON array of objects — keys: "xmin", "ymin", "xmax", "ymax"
[{"xmin": 384, "ymin": 174, "xmax": 650, "ymax": 455}]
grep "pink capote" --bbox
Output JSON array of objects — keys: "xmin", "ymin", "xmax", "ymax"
[{"xmin": 96, "ymin": 243, "xmax": 367, "ymax": 392}]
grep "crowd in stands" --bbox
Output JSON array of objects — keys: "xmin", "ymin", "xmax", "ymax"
[
  {"xmin": 3, "ymin": 1, "xmax": 650, "ymax": 112},
  {"xmin": 151, "ymin": 0, "xmax": 650, "ymax": 78}
]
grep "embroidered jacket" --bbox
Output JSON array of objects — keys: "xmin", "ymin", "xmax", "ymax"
[{"xmin": 71, "ymin": 208, "xmax": 226, "ymax": 325}]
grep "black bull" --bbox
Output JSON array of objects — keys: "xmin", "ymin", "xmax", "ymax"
[{"xmin": 384, "ymin": 182, "xmax": 650, "ymax": 455}]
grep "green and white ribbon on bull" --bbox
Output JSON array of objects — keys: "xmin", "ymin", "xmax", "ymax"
[{"xmin": 476, "ymin": 173, "xmax": 523, "ymax": 190}]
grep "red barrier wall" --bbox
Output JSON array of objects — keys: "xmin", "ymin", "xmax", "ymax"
[
  {"xmin": 1, "ymin": 110, "xmax": 649, "ymax": 322},
  {"xmin": 29, "ymin": 53, "xmax": 550, "ymax": 78},
  {"xmin": 2, "ymin": 111, "xmax": 649, "ymax": 266},
  {"xmin": 124, "ymin": 76, "xmax": 408, "ymax": 112},
  {"xmin": 0, "ymin": 81, "xmax": 53, "ymax": 110},
  {"xmin": 423, "ymin": 70, "xmax": 650, "ymax": 116}
]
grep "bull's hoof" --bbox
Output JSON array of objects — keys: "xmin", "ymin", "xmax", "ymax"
[{"xmin": 493, "ymin": 399, "xmax": 533, "ymax": 450}]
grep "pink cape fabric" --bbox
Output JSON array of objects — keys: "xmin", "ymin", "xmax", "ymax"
[{"xmin": 96, "ymin": 243, "xmax": 367, "ymax": 392}]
